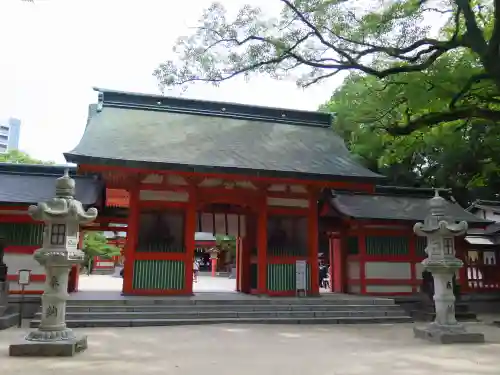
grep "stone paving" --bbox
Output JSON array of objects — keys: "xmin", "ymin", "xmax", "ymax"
[{"xmin": 1, "ymin": 322, "xmax": 499, "ymax": 374}]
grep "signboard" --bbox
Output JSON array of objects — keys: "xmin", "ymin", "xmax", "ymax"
[
  {"xmin": 17, "ymin": 269, "xmax": 31, "ymax": 285},
  {"xmin": 295, "ymin": 260, "xmax": 307, "ymax": 294}
]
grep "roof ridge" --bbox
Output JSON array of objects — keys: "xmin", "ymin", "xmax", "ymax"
[{"xmin": 94, "ymin": 87, "xmax": 333, "ymax": 128}]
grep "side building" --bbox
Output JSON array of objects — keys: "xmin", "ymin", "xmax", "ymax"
[
  {"xmin": 320, "ymin": 186, "xmax": 491, "ymax": 296},
  {"xmin": 0, "ymin": 118, "xmax": 21, "ymax": 153}
]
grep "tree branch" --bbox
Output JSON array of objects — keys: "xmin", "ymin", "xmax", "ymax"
[
  {"xmin": 388, "ymin": 107, "xmax": 500, "ymax": 135},
  {"xmin": 488, "ymin": 0, "xmax": 500, "ymax": 61},
  {"xmin": 455, "ymin": 0, "xmax": 488, "ymax": 55},
  {"xmin": 449, "ymin": 73, "xmax": 490, "ymax": 109}
]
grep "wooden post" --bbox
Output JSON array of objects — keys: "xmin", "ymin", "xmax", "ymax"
[
  {"xmin": 122, "ymin": 180, "xmax": 140, "ymax": 295},
  {"xmin": 211, "ymin": 256, "xmax": 218, "ymax": 277},
  {"xmin": 331, "ymin": 235, "xmax": 344, "ymax": 293},
  {"xmin": 308, "ymin": 192, "xmax": 319, "ymax": 295},
  {"xmin": 409, "ymin": 235, "xmax": 417, "ymax": 293},
  {"xmin": 235, "ymin": 237, "xmax": 240, "ymax": 291},
  {"xmin": 257, "ymin": 197, "xmax": 268, "ymax": 294},
  {"xmin": 359, "ymin": 233, "xmax": 367, "ymax": 294},
  {"xmin": 185, "ymin": 187, "xmax": 197, "ymax": 295}
]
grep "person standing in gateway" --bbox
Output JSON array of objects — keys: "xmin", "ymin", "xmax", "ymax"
[{"xmin": 193, "ymin": 259, "xmax": 200, "ymax": 283}]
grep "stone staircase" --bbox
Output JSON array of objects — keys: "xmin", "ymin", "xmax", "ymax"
[{"xmin": 30, "ymin": 294, "xmax": 412, "ymax": 328}]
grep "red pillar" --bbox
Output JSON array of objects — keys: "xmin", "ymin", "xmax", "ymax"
[
  {"xmin": 235, "ymin": 237, "xmax": 241, "ymax": 291},
  {"xmin": 257, "ymin": 197, "xmax": 268, "ymax": 294},
  {"xmin": 457, "ymin": 238, "xmax": 468, "ymax": 292},
  {"xmin": 308, "ymin": 192, "xmax": 320, "ymax": 295},
  {"xmin": 211, "ymin": 256, "xmax": 218, "ymax": 277},
  {"xmin": 409, "ymin": 235, "xmax": 417, "ymax": 293},
  {"xmin": 359, "ymin": 233, "xmax": 367, "ymax": 294},
  {"xmin": 331, "ymin": 235, "xmax": 345, "ymax": 293},
  {"xmin": 185, "ymin": 187, "xmax": 197, "ymax": 294},
  {"xmin": 122, "ymin": 180, "xmax": 139, "ymax": 295}
]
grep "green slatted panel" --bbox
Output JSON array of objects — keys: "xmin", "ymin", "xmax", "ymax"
[
  {"xmin": 0, "ymin": 223, "xmax": 44, "ymax": 246},
  {"xmin": 132, "ymin": 260, "xmax": 185, "ymax": 290},
  {"xmin": 365, "ymin": 236, "xmax": 409, "ymax": 256},
  {"xmin": 415, "ymin": 237, "xmax": 427, "ymax": 257},
  {"xmin": 347, "ymin": 236, "xmax": 359, "ymax": 255},
  {"xmin": 267, "ymin": 247, "xmax": 307, "ymax": 256},
  {"xmin": 136, "ymin": 243, "xmax": 185, "ymax": 253},
  {"xmin": 267, "ymin": 263, "xmax": 311, "ymax": 291}
]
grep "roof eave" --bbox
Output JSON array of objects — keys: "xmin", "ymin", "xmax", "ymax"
[{"xmin": 63, "ymin": 154, "xmax": 385, "ymax": 184}]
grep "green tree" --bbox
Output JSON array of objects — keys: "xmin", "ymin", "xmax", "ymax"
[
  {"xmin": 82, "ymin": 231, "xmax": 121, "ymax": 274},
  {"xmin": 321, "ymin": 48, "xmax": 500, "ymax": 204},
  {"xmin": 154, "ymin": 0, "xmax": 500, "ymax": 133},
  {"xmin": 215, "ymin": 234, "xmax": 237, "ymax": 255},
  {"xmin": 0, "ymin": 150, "xmax": 53, "ymax": 164}
]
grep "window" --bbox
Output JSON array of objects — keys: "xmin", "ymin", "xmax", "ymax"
[
  {"xmin": 0, "ymin": 135, "xmax": 7, "ymax": 140},
  {"xmin": 50, "ymin": 224, "xmax": 66, "ymax": 245},
  {"xmin": 0, "ymin": 125, "xmax": 8, "ymax": 131},
  {"xmin": 443, "ymin": 238, "xmax": 454, "ymax": 255}
]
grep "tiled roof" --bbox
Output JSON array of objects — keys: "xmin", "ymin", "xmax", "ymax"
[
  {"xmin": 0, "ymin": 163, "xmax": 102, "ymax": 205},
  {"xmin": 64, "ymin": 88, "xmax": 383, "ymax": 182},
  {"xmin": 324, "ymin": 186, "xmax": 491, "ymax": 226}
]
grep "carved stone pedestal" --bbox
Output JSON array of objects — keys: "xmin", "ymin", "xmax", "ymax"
[
  {"xmin": 413, "ymin": 191, "xmax": 485, "ymax": 345},
  {"xmin": 8, "ymin": 170, "xmax": 97, "ymax": 356},
  {"xmin": 9, "ymin": 334, "xmax": 87, "ymax": 357},
  {"xmin": 413, "ymin": 323, "xmax": 484, "ymax": 344}
]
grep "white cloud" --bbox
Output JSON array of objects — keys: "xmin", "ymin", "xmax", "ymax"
[{"xmin": 0, "ymin": 0, "xmax": 340, "ymax": 163}]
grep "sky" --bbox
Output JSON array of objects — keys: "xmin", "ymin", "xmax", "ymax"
[{"xmin": 0, "ymin": 0, "xmax": 341, "ymax": 163}]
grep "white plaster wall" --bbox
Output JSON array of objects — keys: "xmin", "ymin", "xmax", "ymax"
[
  {"xmin": 365, "ymin": 262, "xmax": 411, "ymax": 279},
  {"xmin": 415, "ymin": 262, "xmax": 424, "ymax": 280},
  {"xmin": 267, "ymin": 197, "xmax": 309, "ymax": 208},
  {"xmin": 347, "ymin": 261, "xmax": 360, "ymax": 279},
  {"xmin": 366, "ymin": 285, "xmax": 413, "ymax": 293},
  {"xmin": 4, "ymin": 253, "xmax": 45, "ymax": 275},
  {"xmin": 139, "ymin": 190, "xmax": 189, "ymax": 202}
]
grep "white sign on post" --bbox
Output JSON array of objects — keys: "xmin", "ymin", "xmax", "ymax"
[
  {"xmin": 17, "ymin": 269, "xmax": 32, "ymax": 286},
  {"xmin": 295, "ymin": 260, "xmax": 307, "ymax": 296}
]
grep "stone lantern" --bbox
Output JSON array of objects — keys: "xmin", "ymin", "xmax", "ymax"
[
  {"xmin": 9, "ymin": 170, "xmax": 98, "ymax": 356},
  {"xmin": 413, "ymin": 191, "xmax": 484, "ymax": 344}
]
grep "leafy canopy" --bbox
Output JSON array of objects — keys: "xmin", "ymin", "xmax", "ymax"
[
  {"xmin": 0, "ymin": 150, "xmax": 53, "ymax": 165},
  {"xmin": 82, "ymin": 231, "xmax": 121, "ymax": 259},
  {"xmin": 321, "ymin": 46, "xmax": 500, "ymax": 204},
  {"xmin": 155, "ymin": 0, "xmax": 500, "ymax": 133}
]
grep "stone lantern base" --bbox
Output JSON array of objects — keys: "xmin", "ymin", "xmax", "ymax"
[
  {"xmin": 9, "ymin": 334, "xmax": 88, "ymax": 357},
  {"xmin": 414, "ymin": 323, "xmax": 485, "ymax": 344}
]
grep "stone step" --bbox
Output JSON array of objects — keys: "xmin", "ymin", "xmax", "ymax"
[
  {"xmin": 30, "ymin": 315, "xmax": 412, "ymax": 328},
  {"xmin": 34, "ymin": 309, "xmax": 406, "ymax": 321},
  {"xmin": 65, "ymin": 297, "xmax": 396, "ymax": 307},
  {"xmin": 63, "ymin": 304, "xmax": 405, "ymax": 313}
]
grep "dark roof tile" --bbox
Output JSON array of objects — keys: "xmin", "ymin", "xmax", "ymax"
[
  {"xmin": 64, "ymin": 89, "xmax": 383, "ymax": 182},
  {"xmin": 327, "ymin": 190, "xmax": 490, "ymax": 225},
  {"xmin": 0, "ymin": 173, "xmax": 102, "ymax": 206}
]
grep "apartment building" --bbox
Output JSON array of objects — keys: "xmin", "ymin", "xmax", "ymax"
[{"xmin": 0, "ymin": 118, "xmax": 21, "ymax": 153}]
